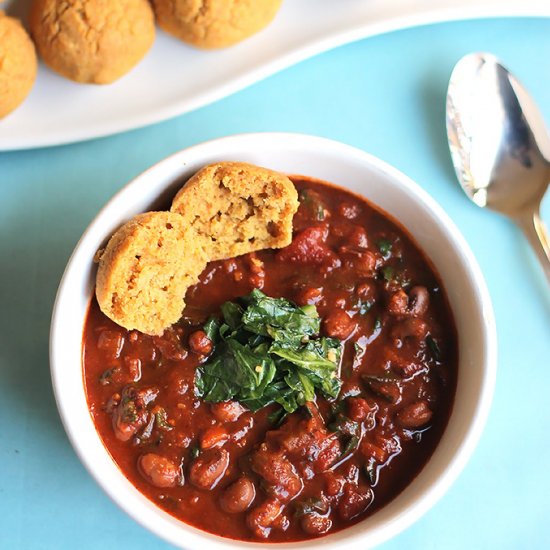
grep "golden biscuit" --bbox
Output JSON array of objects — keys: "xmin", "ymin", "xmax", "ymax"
[
  {"xmin": 170, "ymin": 162, "xmax": 299, "ymax": 261},
  {"xmin": 29, "ymin": 0, "xmax": 155, "ymax": 84},
  {"xmin": 153, "ymin": 0, "xmax": 283, "ymax": 49},
  {"xmin": 96, "ymin": 163, "xmax": 298, "ymax": 335},
  {"xmin": 96, "ymin": 212, "xmax": 209, "ymax": 335},
  {"xmin": 0, "ymin": 11, "xmax": 37, "ymax": 118}
]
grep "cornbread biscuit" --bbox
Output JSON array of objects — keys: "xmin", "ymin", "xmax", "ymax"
[
  {"xmin": 153, "ymin": 0, "xmax": 282, "ymax": 49},
  {"xmin": 170, "ymin": 162, "xmax": 299, "ymax": 261},
  {"xmin": 29, "ymin": 0, "xmax": 155, "ymax": 84},
  {"xmin": 96, "ymin": 212, "xmax": 209, "ymax": 335},
  {"xmin": 0, "ymin": 11, "xmax": 37, "ymax": 118}
]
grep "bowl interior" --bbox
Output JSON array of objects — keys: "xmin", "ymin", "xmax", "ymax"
[{"xmin": 50, "ymin": 133, "xmax": 496, "ymax": 550}]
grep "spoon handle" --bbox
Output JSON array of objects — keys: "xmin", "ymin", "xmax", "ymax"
[{"xmin": 516, "ymin": 207, "xmax": 550, "ymax": 285}]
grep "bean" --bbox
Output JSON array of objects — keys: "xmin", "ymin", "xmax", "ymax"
[
  {"xmin": 392, "ymin": 318, "xmax": 428, "ymax": 341},
  {"xmin": 353, "ymin": 250, "xmax": 377, "ymax": 277},
  {"xmin": 387, "ymin": 286, "xmax": 429, "ymax": 318},
  {"xmin": 347, "ymin": 397, "xmax": 375, "ymax": 422},
  {"xmin": 295, "ymin": 286, "xmax": 323, "ymax": 306},
  {"xmin": 220, "ymin": 477, "xmax": 256, "ymax": 513},
  {"xmin": 153, "ymin": 331, "xmax": 187, "ymax": 361},
  {"xmin": 246, "ymin": 498, "xmax": 283, "ymax": 539},
  {"xmin": 300, "ymin": 513, "xmax": 332, "ymax": 536},
  {"xmin": 356, "ymin": 281, "xmax": 377, "ymax": 302},
  {"xmin": 189, "ymin": 448, "xmax": 230, "ymax": 490},
  {"xmin": 347, "ymin": 226, "xmax": 368, "ymax": 248},
  {"xmin": 324, "ymin": 471, "xmax": 345, "ymax": 497},
  {"xmin": 251, "ymin": 449, "xmax": 302, "ymax": 501},
  {"xmin": 188, "ymin": 330, "xmax": 213, "ymax": 355},
  {"xmin": 338, "ymin": 485, "xmax": 374, "ymax": 520},
  {"xmin": 323, "ymin": 310, "xmax": 356, "ymax": 339},
  {"xmin": 387, "ymin": 289, "xmax": 409, "ymax": 317},
  {"xmin": 138, "ymin": 453, "xmax": 179, "ymax": 488},
  {"xmin": 200, "ymin": 425, "xmax": 230, "ymax": 449},
  {"xmin": 211, "ymin": 401, "xmax": 245, "ymax": 423},
  {"xmin": 408, "ymin": 286, "xmax": 429, "ymax": 316},
  {"xmin": 397, "ymin": 400, "xmax": 432, "ymax": 428}
]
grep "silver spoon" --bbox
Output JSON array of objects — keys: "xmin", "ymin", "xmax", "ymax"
[{"xmin": 446, "ymin": 52, "xmax": 550, "ymax": 284}]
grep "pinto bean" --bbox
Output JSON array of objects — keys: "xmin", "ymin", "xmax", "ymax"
[
  {"xmin": 387, "ymin": 289, "xmax": 409, "ymax": 317},
  {"xmin": 295, "ymin": 286, "xmax": 323, "ymax": 306},
  {"xmin": 347, "ymin": 226, "xmax": 368, "ymax": 249},
  {"xmin": 300, "ymin": 513, "xmax": 332, "ymax": 536},
  {"xmin": 365, "ymin": 379, "xmax": 402, "ymax": 404},
  {"xmin": 111, "ymin": 386, "xmax": 158, "ymax": 441},
  {"xmin": 188, "ymin": 330, "xmax": 213, "ymax": 355},
  {"xmin": 338, "ymin": 485, "xmax": 374, "ymax": 520},
  {"xmin": 408, "ymin": 286, "xmax": 429, "ymax": 316},
  {"xmin": 153, "ymin": 330, "xmax": 187, "ymax": 361},
  {"xmin": 189, "ymin": 448, "xmax": 230, "ymax": 490},
  {"xmin": 353, "ymin": 250, "xmax": 377, "ymax": 277},
  {"xmin": 251, "ymin": 448, "xmax": 303, "ymax": 501},
  {"xmin": 323, "ymin": 310, "xmax": 356, "ymax": 339},
  {"xmin": 220, "ymin": 477, "xmax": 256, "ymax": 513},
  {"xmin": 387, "ymin": 286, "xmax": 429, "ymax": 318},
  {"xmin": 211, "ymin": 401, "xmax": 245, "ymax": 423},
  {"xmin": 397, "ymin": 400, "xmax": 433, "ymax": 428},
  {"xmin": 200, "ymin": 425, "xmax": 230, "ymax": 449},
  {"xmin": 247, "ymin": 498, "xmax": 283, "ymax": 539},
  {"xmin": 138, "ymin": 453, "xmax": 180, "ymax": 488},
  {"xmin": 347, "ymin": 397, "xmax": 375, "ymax": 422},
  {"xmin": 392, "ymin": 318, "xmax": 428, "ymax": 341},
  {"xmin": 324, "ymin": 471, "xmax": 345, "ymax": 497},
  {"xmin": 356, "ymin": 281, "xmax": 377, "ymax": 302}
]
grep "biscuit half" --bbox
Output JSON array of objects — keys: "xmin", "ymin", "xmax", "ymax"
[
  {"xmin": 170, "ymin": 162, "xmax": 299, "ymax": 261},
  {"xmin": 96, "ymin": 212, "xmax": 208, "ymax": 335}
]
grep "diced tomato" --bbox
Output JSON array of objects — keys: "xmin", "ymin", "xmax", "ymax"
[{"xmin": 276, "ymin": 226, "xmax": 338, "ymax": 266}]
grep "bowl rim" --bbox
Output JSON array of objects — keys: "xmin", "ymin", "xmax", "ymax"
[{"xmin": 50, "ymin": 132, "xmax": 497, "ymax": 550}]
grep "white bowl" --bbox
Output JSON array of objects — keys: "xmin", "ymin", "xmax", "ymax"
[{"xmin": 50, "ymin": 133, "xmax": 497, "ymax": 550}]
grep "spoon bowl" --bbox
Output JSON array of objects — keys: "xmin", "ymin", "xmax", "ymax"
[{"xmin": 446, "ymin": 52, "xmax": 550, "ymax": 283}]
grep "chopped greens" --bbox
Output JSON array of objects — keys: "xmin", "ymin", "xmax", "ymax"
[
  {"xmin": 299, "ymin": 189, "xmax": 326, "ymax": 221},
  {"xmin": 153, "ymin": 407, "xmax": 173, "ymax": 431},
  {"xmin": 381, "ymin": 265, "xmax": 395, "ymax": 282},
  {"xmin": 189, "ymin": 445, "xmax": 200, "ymax": 459},
  {"xmin": 377, "ymin": 238, "xmax": 393, "ymax": 258},
  {"xmin": 195, "ymin": 289, "xmax": 343, "ymax": 416},
  {"xmin": 426, "ymin": 335, "xmax": 441, "ymax": 360}
]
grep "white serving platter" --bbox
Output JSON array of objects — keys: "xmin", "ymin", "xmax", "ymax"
[{"xmin": 1, "ymin": 0, "xmax": 549, "ymax": 150}]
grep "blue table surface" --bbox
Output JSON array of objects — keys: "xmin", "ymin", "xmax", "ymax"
[{"xmin": 1, "ymin": 16, "xmax": 549, "ymax": 550}]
